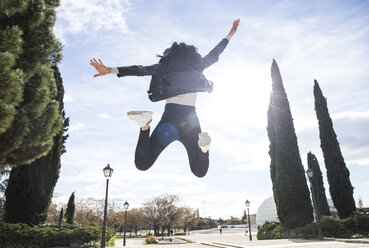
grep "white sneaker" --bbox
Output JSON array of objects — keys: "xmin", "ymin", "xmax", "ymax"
[
  {"xmin": 127, "ymin": 111, "xmax": 153, "ymax": 127},
  {"xmin": 198, "ymin": 132, "xmax": 211, "ymax": 153}
]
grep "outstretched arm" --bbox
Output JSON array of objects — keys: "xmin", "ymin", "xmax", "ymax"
[
  {"xmin": 202, "ymin": 18, "xmax": 240, "ymax": 69},
  {"xmin": 90, "ymin": 58, "xmax": 169, "ymax": 78},
  {"xmin": 90, "ymin": 58, "xmax": 110, "ymax": 77}
]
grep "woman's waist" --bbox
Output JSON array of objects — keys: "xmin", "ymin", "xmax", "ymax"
[
  {"xmin": 164, "ymin": 103, "xmax": 196, "ymax": 112},
  {"xmin": 165, "ymin": 92, "xmax": 197, "ymax": 106}
]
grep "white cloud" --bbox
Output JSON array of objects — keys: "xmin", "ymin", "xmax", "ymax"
[
  {"xmin": 68, "ymin": 123, "xmax": 86, "ymax": 131},
  {"xmin": 55, "ymin": 0, "xmax": 130, "ymax": 43},
  {"xmin": 63, "ymin": 93, "xmax": 74, "ymax": 102},
  {"xmin": 347, "ymin": 158, "xmax": 369, "ymax": 167},
  {"xmin": 332, "ymin": 110, "xmax": 369, "ymax": 120},
  {"xmin": 228, "ymin": 163, "xmax": 267, "ymax": 172},
  {"xmin": 98, "ymin": 113, "xmax": 111, "ymax": 119}
]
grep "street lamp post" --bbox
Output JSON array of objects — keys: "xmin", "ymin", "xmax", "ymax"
[
  {"xmin": 101, "ymin": 164, "xmax": 113, "ymax": 248},
  {"xmin": 123, "ymin": 201, "xmax": 129, "ymax": 246},
  {"xmin": 306, "ymin": 168, "xmax": 324, "ymax": 240},
  {"xmin": 245, "ymin": 200, "xmax": 252, "ymax": 241}
]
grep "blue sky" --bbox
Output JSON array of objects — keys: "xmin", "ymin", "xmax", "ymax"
[{"xmin": 52, "ymin": 0, "xmax": 369, "ymax": 218}]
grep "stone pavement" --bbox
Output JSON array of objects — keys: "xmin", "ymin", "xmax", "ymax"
[{"xmin": 114, "ymin": 234, "xmax": 369, "ymax": 248}]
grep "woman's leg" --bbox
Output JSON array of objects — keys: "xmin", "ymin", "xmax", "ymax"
[
  {"xmin": 134, "ymin": 121, "xmax": 180, "ymax": 171},
  {"xmin": 178, "ymin": 111, "xmax": 209, "ymax": 178}
]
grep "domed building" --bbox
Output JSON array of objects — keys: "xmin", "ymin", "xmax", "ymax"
[
  {"xmin": 256, "ymin": 196, "xmax": 279, "ymax": 226},
  {"xmin": 256, "ymin": 196, "xmax": 338, "ymax": 226}
]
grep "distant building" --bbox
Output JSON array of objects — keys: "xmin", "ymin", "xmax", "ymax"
[
  {"xmin": 256, "ymin": 196, "xmax": 342, "ymax": 226},
  {"xmin": 256, "ymin": 196, "xmax": 279, "ymax": 226},
  {"xmin": 327, "ymin": 198, "xmax": 338, "ymax": 219},
  {"xmin": 249, "ymin": 214, "xmax": 256, "ymax": 226}
]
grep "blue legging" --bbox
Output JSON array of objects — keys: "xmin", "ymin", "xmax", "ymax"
[{"xmin": 134, "ymin": 103, "xmax": 209, "ymax": 178}]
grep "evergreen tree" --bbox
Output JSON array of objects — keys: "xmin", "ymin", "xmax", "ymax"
[
  {"xmin": 307, "ymin": 152, "xmax": 331, "ymax": 216},
  {"xmin": 0, "ymin": 25, "xmax": 24, "ymax": 136},
  {"xmin": 0, "ymin": 0, "xmax": 63, "ymax": 169},
  {"xmin": 65, "ymin": 192, "xmax": 75, "ymax": 224},
  {"xmin": 267, "ymin": 60, "xmax": 313, "ymax": 229},
  {"xmin": 241, "ymin": 210, "xmax": 247, "ymax": 222},
  {"xmin": 313, "ymin": 80, "xmax": 356, "ymax": 218},
  {"xmin": 59, "ymin": 207, "xmax": 64, "ymax": 228},
  {"xmin": 4, "ymin": 65, "xmax": 68, "ymax": 224}
]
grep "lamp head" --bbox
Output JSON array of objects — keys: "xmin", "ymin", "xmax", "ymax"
[
  {"xmin": 103, "ymin": 164, "xmax": 114, "ymax": 177},
  {"xmin": 124, "ymin": 201, "xmax": 129, "ymax": 210}
]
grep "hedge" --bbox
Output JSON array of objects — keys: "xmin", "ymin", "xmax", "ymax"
[
  {"xmin": 257, "ymin": 214, "xmax": 369, "ymax": 240},
  {"xmin": 0, "ymin": 222, "xmax": 115, "ymax": 248}
]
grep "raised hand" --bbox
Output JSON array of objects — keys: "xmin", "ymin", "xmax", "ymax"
[
  {"xmin": 228, "ymin": 18, "xmax": 240, "ymax": 37},
  {"xmin": 90, "ymin": 58, "xmax": 110, "ymax": 77}
]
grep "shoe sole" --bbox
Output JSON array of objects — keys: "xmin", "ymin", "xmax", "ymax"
[
  {"xmin": 198, "ymin": 132, "xmax": 211, "ymax": 153},
  {"xmin": 127, "ymin": 111, "xmax": 153, "ymax": 116},
  {"xmin": 127, "ymin": 111, "xmax": 153, "ymax": 127}
]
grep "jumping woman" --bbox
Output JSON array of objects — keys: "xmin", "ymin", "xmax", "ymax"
[{"xmin": 90, "ymin": 19, "xmax": 240, "ymax": 178}]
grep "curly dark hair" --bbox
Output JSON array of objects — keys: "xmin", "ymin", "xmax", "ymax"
[{"xmin": 158, "ymin": 42, "xmax": 203, "ymax": 71}]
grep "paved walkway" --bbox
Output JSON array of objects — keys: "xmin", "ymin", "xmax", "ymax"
[{"xmin": 114, "ymin": 234, "xmax": 369, "ymax": 248}]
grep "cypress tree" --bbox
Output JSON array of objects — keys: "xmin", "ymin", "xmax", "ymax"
[
  {"xmin": 313, "ymin": 80, "xmax": 356, "ymax": 218},
  {"xmin": 307, "ymin": 152, "xmax": 331, "ymax": 217},
  {"xmin": 65, "ymin": 192, "xmax": 75, "ymax": 224},
  {"xmin": 4, "ymin": 65, "xmax": 68, "ymax": 225},
  {"xmin": 0, "ymin": 0, "xmax": 63, "ymax": 168},
  {"xmin": 267, "ymin": 60, "xmax": 313, "ymax": 229},
  {"xmin": 59, "ymin": 207, "xmax": 64, "ymax": 228}
]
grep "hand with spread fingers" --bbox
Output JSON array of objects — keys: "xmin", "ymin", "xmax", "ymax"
[
  {"xmin": 228, "ymin": 18, "xmax": 240, "ymax": 38},
  {"xmin": 90, "ymin": 58, "xmax": 110, "ymax": 77}
]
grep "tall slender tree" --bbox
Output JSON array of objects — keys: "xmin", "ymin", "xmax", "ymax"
[
  {"xmin": 65, "ymin": 192, "xmax": 75, "ymax": 224},
  {"xmin": 313, "ymin": 80, "xmax": 356, "ymax": 218},
  {"xmin": 267, "ymin": 60, "xmax": 313, "ymax": 229},
  {"xmin": 307, "ymin": 152, "xmax": 331, "ymax": 216},
  {"xmin": 0, "ymin": 0, "xmax": 63, "ymax": 169},
  {"xmin": 4, "ymin": 65, "xmax": 68, "ymax": 224},
  {"xmin": 59, "ymin": 207, "xmax": 64, "ymax": 228}
]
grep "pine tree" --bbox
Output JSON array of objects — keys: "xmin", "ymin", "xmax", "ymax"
[
  {"xmin": 4, "ymin": 65, "xmax": 68, "ymax": 225},
  {"xmin": 0, "ymin": 0, "xmax": 63, "ymax": 169},
  {"xmin": 307, "ymin": 152, "xmax": 331, "ymax": 216},
  {"xmin": 0, "ymin": 25, "xmax": 24, "ymax": 136},
  {"xmin": 65, "ymin": 192, "xmax": 75, "ymax": 224},
  {"xmin": 267, "ymin": 60, "xmax": 313, "ymax": 229},
  {"xmin": 313, "ymin": 80, "xmax": 356, "ymax": 218}
]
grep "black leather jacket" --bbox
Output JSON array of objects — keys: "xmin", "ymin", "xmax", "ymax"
[{"xmin": 117, "ymin": 38, "xmax": 229, "ymax": 102}]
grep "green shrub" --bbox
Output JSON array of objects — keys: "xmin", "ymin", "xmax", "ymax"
[
  {"xmin": 340, "ymin": 216, "xmax": 356, "ymax": 233},
  {"xmin": 145, "ymin": 235, "xmax": 157, "ymax": 244},
  {"xmin": 320, "ymin": 216, "xmax": 349, "ymax": 238},
  {"xmin": 257, "ymin": 221, "xmax": 285, "ymax": 240},
  {"xmin": 0, "ymin": 222, "xmax": 115, "ymax": 248},
  {"xmin": 106, "ymin": 227, "xmax": 116, "ymax": 246},
  {"xmin": 257, "ymin": 215, "xmax": 369, "ymax": 240},
  {"xmin": 355, "ymin": 214, "xmax": 369, "ymax": 232},
  {"xmin": 292, "ymin": 222, "xmax": 318, "ymax": 239}
]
